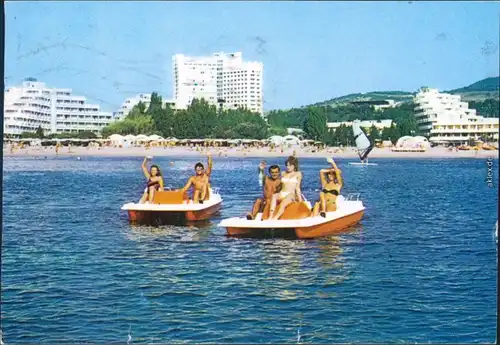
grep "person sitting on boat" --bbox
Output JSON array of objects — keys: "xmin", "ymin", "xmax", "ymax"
[
  {"xmin": 268, "ymin": 156, "xmax": 303, "ymax": 220},
  {"xmin": 139, "ymin": 157, "xmax": 164, "ymax": 204},
  {"xmin": 246, "ymin": 161, "xmax": 282, "ymax": 220},
  {"xmin": 311, "ymin": 157, "xmax": 343, "ymax": 217},
  {"xmin": 179, "ymin": 154, "xmax": 213, "ymax": 204}
]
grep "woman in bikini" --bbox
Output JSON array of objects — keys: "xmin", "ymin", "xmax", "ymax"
[
  {"xmin": 312, "ymin": 157, "xmax": 343, "ymax": 217},
  {"xmin": 139, "ymin": 157, "xmax": 164, "ymax": 204},
  {"xmin": 268, "ymin": 156, "xmax": 303, "ymax": 220}
]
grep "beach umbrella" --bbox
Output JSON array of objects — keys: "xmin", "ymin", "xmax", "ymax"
[
  {"xmin": 109, "ymin": 134, "xmax": 124, "ymax": 140},
  {"xmin": 148, "ymin": 134, "xmax": 163, "ymax": 141}
]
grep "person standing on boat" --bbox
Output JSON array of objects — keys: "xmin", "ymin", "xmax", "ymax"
[
  {"xmin": 179, "ymin": 154, "xmax": 213, "ymax": 204},
  {"xmin": 311, "ymin": 157, "xmax": 343, "ymax": 217},
  {"xmin": 139, "ymin": 156, "xmax": 164, "ymax": 204},
  {"xmin": 268, "ymin": 156, "xmax": 303, "ymax": 220},
  {"xmin": 246, "ymin": 161, "xmax": 282, "ymax": 220}
]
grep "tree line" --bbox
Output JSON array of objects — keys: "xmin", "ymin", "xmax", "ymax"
[
  {"xmin": 18, "ymin": 127, "xmax": 98, "ymax": 140},
  {"xmin": 301, "ymin": 105, "xmax": 418, "ymax": 145},
  {"xmin": 468, "ymin": 98, "xmax": 499, "ymax": 118},
  {"xmin": 269, "ymin": 101, "xmax": 419, "ymax": 145},
  {"xmin": 28, "ymin": 93, "xmax": 495, "ymax": 146},
  {"xmin": 101, "ymin": 93, "xmax": 269, "ymax": 140}
]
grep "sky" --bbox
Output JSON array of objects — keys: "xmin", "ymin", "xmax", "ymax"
[{"xmin": 4, "ymin": 1, "xmax": 500, "ymax": 112}]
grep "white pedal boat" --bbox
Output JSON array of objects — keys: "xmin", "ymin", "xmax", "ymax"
[
  {"xmin": 122, "ymin": 187, "xmax": 222, "ymax": 224},
  {"xmin": 219, "ymin": 194, "xmax": 365, "ymax": 239}
]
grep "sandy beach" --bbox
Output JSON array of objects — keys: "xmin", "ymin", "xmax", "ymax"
[{"xmin": 3, "ymin": 145, "xmax": 499, "ymax": 160}]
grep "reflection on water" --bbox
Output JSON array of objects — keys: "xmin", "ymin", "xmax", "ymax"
[
  {"xmin": 2, "ymin": 157, "xmax": 497, "ymax": 343},
  {"xmin": 126, "ymin": 222, "xmax": 213, "ymax": 243}
]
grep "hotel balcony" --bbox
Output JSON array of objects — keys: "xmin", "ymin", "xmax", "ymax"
[
  {"xmin": 56, "ymin": 124, "xmax": 106, "ymax": 130},
  {"xmin": 431, "ymin": 127, "xmax": 498, "ymax": 134},
  {"xmin": 20, "ymin": 106, "xmax": 52, "ymax": 114},
  {"xmin": 416, "ymin": 118, "xmax": 434, "ymax": 125},
  {"xmin": 430, "ymin": 135, "xmax": 471, "ymax": 142},
  {"xmin": 12, "ymin": 115, "xmax": 51, "ymax": 122}
]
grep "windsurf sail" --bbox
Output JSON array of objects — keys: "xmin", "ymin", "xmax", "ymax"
[{"xmin": 352, "ymin": 120, "xmax": 373, "ymax": 161}]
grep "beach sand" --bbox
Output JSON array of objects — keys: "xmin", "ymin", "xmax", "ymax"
[{"xmin": 3, "ymin": 145, "xmax": 499, "ymax": 160}]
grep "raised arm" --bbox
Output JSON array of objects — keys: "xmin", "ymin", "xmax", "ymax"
[
  {"xmin": 258, "ymin": 161, "xmax": 266, "ymax": 186},
  {"xmin": 319, "ymin": 168, "xmax": 328, "ymax": 186},
  {"xmin": 327, "ymin": 157, "xmax": 338, "ymax": 170},
  {"xmin": 141, "ymin": 158, "xmax": 150, "ymax": 179},
  {"xmin": 336, "ymin": 169, "xmax": 343, "ymax": 189},
  {"xmin": 328, "ymin": 158, "xmax": 343, "ymax": 187},
  {"xmin": 295, "ymin": 172, "xmax": 303, "ymax": 203},
  {"xmin": 205, "ymin": 155, "xmax": 213, "ymax": 177},
  {"xmin": 319, "ymin": 158, "xmax": 335, "ymax": 186}
]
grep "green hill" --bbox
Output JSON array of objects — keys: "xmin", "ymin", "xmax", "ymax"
[
  {"xmin": 448, "ymin": 76, "xmax": 499, "ymax": 101},
  {"xmin": 449, "ymin": 76, "xmax": 499, "ymax": 93},
  {"xmin": 312, "ymin": 91, "xmax": 414, "ymax": 107},
  {"xmin": 309, "ymin": 76, "xmax": 499, "ymax": 107}
]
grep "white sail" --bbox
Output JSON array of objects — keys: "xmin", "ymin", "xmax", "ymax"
[{"xmin": 352, "ymin": 120, "xmax": 373, "ymax": 161}]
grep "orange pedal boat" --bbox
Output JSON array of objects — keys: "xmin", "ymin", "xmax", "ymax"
[
  {"xmin": 219, "ymin": 194, "xmax": 365, "ymax": 239},
  {"xmin": 122, "ymin": 187, "xmax": 222, "ymax": 225}
]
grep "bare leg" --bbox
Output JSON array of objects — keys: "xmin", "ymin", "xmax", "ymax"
[
  {"xmin": 247, "ymin": 198, "xmax": 263, "ymax": 220},
  {"xmin": 193, "ymin": 189, "xmax": 201, "ymax": 204},
  {"xmin": 268, "ymin": 193, "xmax": 279, "ymax": 219},
  {"xmin": 311, "ymin": 201, "xmax": 320, "ymax": 217},
  {"xmin": 139, "ymin": 190, "xmax": 148, "ymax": 204},
  {"xmin": 320, "ymin": 193, "xmax": 327, "ymax": 217},
  {"xmin": 271, "ymin": 194, "xmax": 294, "ymax": 220},
  {"xmin": 148, "ymin": 186, "xmax": 156, "ymax": 204},
  {"xmin": 200, "ymin": 184, "xmax": 209, "ymax": 202}
]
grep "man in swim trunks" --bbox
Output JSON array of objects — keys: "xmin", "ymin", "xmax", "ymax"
[
  {"xmin": 246, "ymin": 161, "xmax": 281, "ymax": 220},
  {"xmin": 180, "ymin": 154, "xmax": 213, "ymax": 204}
]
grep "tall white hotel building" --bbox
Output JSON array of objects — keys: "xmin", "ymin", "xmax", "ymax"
[
  {"xmin": 173, "ymin": 52, "xmax": 263, "ymax": 115},
  {"xmin": 4, "ymin": 78, "xmax": 114, "ymax": 136}
]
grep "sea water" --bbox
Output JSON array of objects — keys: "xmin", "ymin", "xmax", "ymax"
[{"xmin": 2, "ymin": 156, "xmax": 498, "ymax": 343}]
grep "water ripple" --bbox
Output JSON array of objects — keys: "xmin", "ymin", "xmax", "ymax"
[{"xmin": 2, "ymin": 157, "xmax": 497, "ymax": 343}]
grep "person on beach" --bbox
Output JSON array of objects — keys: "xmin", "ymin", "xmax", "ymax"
[
  {"xmin": 246, "ymin": 161, "xmax": 282, "ymax": 220},
  {"xmin": 311, "ymin": 157, "xmax": 343, "ymax": 217},
  {"xmin": 268, "ymin": 156, "xmax": 303, "ymax": 220},
  {"xmin": 139, "ymin": 157, "xmax": 164, "ymax": 204},
  {"xmin": 179, "ymin": 154, "xmax": 213, "ymax": 203}
]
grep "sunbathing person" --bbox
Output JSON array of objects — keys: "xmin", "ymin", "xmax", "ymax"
[
  {"xmin": 246, "ymin": 161, "xmax": 281, "ymax": 220},
  {"xmin": 139, "ymin": 156, "xmax": 164, "ymax": 204},
  {"xmin": 268, "ymin": 156, "xmax": 303, "ymax": 220},
  {"xmin": 179, "ymin": 155, "xmax": 213, "ymax": 203},
  {"xmin": 312, "ymin": 157, "xmax": 343, "ymax": 217}
]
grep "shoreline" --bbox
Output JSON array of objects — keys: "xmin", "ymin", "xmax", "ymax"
[{"xmin": 3, "ymin": 146, "xmax": 499, "ymax": 159}]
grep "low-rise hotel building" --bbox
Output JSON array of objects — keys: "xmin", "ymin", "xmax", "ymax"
[
  {"xmin": 114, "ymin": 93, "xmax": 176, "ymax": 120},
  {"xmin": 327, "ymin": 119, "xmax": 394, "ymax": 131},
  {"xmin": 350, "ymin": 99, "xmax": 402, "ymax": 111},
  {"xmin": 114, "ymin": 93, "xmax": 152, "ymax": 120},
  {"xmin": 3, "ymin": 78, "xmax": 114, "ymax": 136}
]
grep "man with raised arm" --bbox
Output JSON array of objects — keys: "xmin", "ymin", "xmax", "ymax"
[
  {"xmin": 180, "ymin": 154, "xmax": 213, "ymax": 204},
  {"xmin": 246, "ymin": 161, "xmax": 282, "ymax": 220}
]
